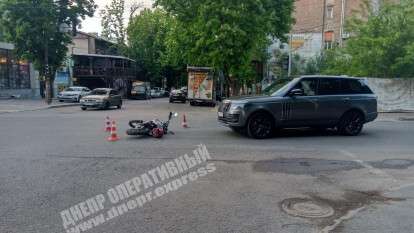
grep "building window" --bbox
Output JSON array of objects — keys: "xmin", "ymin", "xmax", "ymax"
[
  {"xmin": 324, "ymin": 31, "xmax": 334, "ymax": 49},
  {"xmin": 0, "ymin": 48, "xmax": 30, "ymax": 90},
  {"xmin": 0, "ymin": 49, "xmax": 9, "ymax": 89},
  {"xmin": 324, "ymin": 41, "xmax": 334, "ymax": 49},
  {"xmin": 326, "ymin": 6, "xmax": 334, "ymax": 19}
]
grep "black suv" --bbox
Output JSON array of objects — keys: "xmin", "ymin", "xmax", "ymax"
[{"xmin": 218, "ymin": 76, "xmax": 378, "ymax": 139}]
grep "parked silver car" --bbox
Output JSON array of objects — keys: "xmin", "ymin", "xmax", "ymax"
[
  {"xmin": 80, "ymin": 88, "xmax": 123, "ymax": 110},
  {"xmin": 57, "ymin": 86, "xmax": 91, "ymax": 102}
]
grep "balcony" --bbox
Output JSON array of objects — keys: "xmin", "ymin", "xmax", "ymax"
[{"xmin": 72, "ymin": 53, "xmax": 136, "ymax": 79}]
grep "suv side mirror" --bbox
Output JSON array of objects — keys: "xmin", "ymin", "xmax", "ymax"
[{"xmin": 289, "ymin": 88, "xmax": 304, "ymax": 97}]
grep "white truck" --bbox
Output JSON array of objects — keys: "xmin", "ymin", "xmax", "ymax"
[{"xmin": 187, "ymin": 66, "xmax": 216, "ymax": 106}]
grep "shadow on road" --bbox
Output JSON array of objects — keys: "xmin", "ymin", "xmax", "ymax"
[{"xmin": 224, "ymin": 127, "xmax": 371, "ymax": 139}]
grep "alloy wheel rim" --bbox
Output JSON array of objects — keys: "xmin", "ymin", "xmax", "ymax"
[
  {"xmin": 346, "ymin": 114, "xmax": 362, "ymax": 134},
  {"xmin": 251, "ymin": 116, "xmax": 271, "ymax": 137}
]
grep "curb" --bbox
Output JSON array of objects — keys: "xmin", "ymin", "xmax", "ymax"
[
  {"xmin": 0, "ymin": 103, "xmax": 80, "ymax": 114},
  {"xmin": 379, "ymin": 110, "xmax": 414, "ymax": 113},
  {"xmin": 47, "ymin": 103, "xmax": 80, "ymax": 109}
]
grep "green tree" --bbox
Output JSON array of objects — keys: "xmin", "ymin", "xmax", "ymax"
[
  {"xmin": 323, "ymin": 0, "xmax": 414, "ymax": 78},
  {"xmin": 155, "ymin": 0, "xmax": 294, "ymax": 95},
  {"xmin": 304, "ymin": 54, "xmax": 326, "ymax": 75},
  {"xmin": 0, "ymin": 0, "xmax": 96, "ymax": 103},
  {"xmin": 100, "ymin": 0, "xmax": 126, "ymax": 45},
  {"xmin": 127, "ymin": 9, "xmax": 180, "ymax": 86}
]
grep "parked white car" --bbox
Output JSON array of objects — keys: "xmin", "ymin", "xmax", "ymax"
[
  {"xmin": 57, "ymin": 86, "xmax": 91, "ymax": 102},
  {"xmin": 150, "ymin": 87, "xmax": 162, "ymax": 98}
]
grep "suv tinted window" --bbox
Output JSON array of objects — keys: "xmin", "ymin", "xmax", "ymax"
[
  {"xmin": 318, "ymin": 78, "xmax": 342, "ymax": 95},
  {"xmin": 110, "ymin": 90, "xmax": 118, "ymax": 95},
  {"xmin": 342, "ymin": 79, "xmax": 373, "ymax": 94},
  {"xmin": 292, "ymin": 78, "xmax": 317, "ymax": 96}
]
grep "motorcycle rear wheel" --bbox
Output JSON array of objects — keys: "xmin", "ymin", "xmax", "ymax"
[{"xmin": 126, "ymin": 128, "xmax": 148, "ymax": 136}]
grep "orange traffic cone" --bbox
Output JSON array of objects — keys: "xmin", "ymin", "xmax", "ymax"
[
  {"xmin": 182, "ymin": 113, "xmax": 189, "ymax": 128},
  {"xmin": 107, "ymin": 120, "xmax": 120, "ymax": 142},
  {"xmin": 105, "ymin": 116, "xmax": 111, "ymax": 132}
]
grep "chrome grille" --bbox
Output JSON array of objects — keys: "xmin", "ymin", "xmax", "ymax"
[{"xmin": 223, "ymin": 102, "xmax": 231, "ymax": 112}]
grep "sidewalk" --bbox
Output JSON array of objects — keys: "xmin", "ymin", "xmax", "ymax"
[
  {"xmin": 377, "ymin": 112, "xmax": 414, "ymax": 122},
  {"xmin": 0, "ymin": 99, "xmax": 79, "ymax": 114}
]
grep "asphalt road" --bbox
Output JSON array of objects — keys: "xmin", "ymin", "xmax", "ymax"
[{"xmin": 1, "ymin": 98, "xmax": 414, "ymax": 233}]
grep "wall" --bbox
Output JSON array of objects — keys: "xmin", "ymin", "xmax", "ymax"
[
  {"xmin": 291, "ymin": 33, "xmax": 323, "ymax": 58},
  {"xmin": 69, "ymin": 38, "xmax": 89, "ymax": 54},
  {"xmin": 365, "ymin": 78, "xmax": 414, "ymax": 112},
  {"xmin": 292, "ymin": 0, "xmax": 324, "ymax": 34}
]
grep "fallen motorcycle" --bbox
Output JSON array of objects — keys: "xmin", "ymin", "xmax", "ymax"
[{"xmin": 126, "ymin": 112, "xmax": 178, "ymax": 138}]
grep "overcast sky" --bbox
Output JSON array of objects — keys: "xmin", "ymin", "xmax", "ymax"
[{"xmin": 80, "ymin": 0, "xmax": 154, "ymax": 34}]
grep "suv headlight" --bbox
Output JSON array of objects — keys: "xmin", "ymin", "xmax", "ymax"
[{"xmin": 229, "ymin": 103, "xmax": 244, "ymax": 113}]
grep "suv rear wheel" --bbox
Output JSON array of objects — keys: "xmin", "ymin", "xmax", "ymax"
[
  {"xmin": 338, "ymin": 111, "xmax": 364, "ymax": 136},
  {"xmin": 247, "ymin": 112, "xmax": 274, "ymax": 139}
]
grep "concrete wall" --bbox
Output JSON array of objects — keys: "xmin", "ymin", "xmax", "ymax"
[{"xmin": 365, "ymin": 78, "xmax": 414, "ymax": 112}]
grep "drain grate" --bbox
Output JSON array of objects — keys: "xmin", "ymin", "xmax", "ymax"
[{"xmin": 281, "ymin": 198, "xmax": 334, "ymax": 218}]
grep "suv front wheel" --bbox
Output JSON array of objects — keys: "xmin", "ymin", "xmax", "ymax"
[
  {"xmin": 338, "ymin": 111, "xmax": 364, "ymax": 136},
  {"xmin": 247, "ymin": 112, "xmax": 274, "ymax": 139}
]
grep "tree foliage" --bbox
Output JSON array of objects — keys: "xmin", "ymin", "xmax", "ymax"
[
  {"xmin": 127, "ymin": 9, "xmax": 179, "ymax": 85},
  {"xmin": 0, "ymin": 0, "xmax": 96, "ymax": 102},
  {"xmin": 323, "ymin": 0, "xmax": 414, "ymax": 78},
  {"xmin": 0, "ymin": 0, "xmax": 95, "ymax": 72},
  {"xmin": 100, "ymin": 0, "xmax": 126, "ymax": 45},
  {"xmin": 155, "ymin": 0, "xmax": 294, "ymax": 91}
]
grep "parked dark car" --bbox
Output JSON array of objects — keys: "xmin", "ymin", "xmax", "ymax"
[
  {"xmin": 218, "ymin": 76, "xmax": 378, "ymax": 139},
  {"xmin": 130, "ymin": 85, "xmax": 150, "ymax": 100},
  {"xmin": 180, "ymin": 87, "xmax": 188, "ymax": 96},
  {"xmin": 169, "ymin": 89, "xmax": 187, "ymax": 103},
  {"xmin": 80, "ymin": 88, "xmax": 123, "ymax": 110}
]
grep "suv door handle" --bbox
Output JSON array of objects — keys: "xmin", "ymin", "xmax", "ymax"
[{"xmin": 342, "ymin": 97, "xmax": 351, "ymax": 101}]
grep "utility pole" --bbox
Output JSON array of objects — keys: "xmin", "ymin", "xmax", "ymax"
[
  {"xmin": 44, "ymin": 28, "xmax": 52, "ymax": 105},
  {"xmin": 321, "ymin": 0, "xmax": 327, "ymax": 50},
  {"xmin": 288, "ymin": 34, "xmax": 292, "ymax": 77},
  {"xmin": 339, "ymin": 0, "xmax": 346, "ymax": 47}
]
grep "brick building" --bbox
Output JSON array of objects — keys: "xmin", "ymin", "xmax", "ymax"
[
  {"xmin": 291, "ymin": 0, "xmax": 379, "ymax": 55},
  {"xmin": 263, "ymin": 0, "xmax": 381, "ymax": 87}
]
